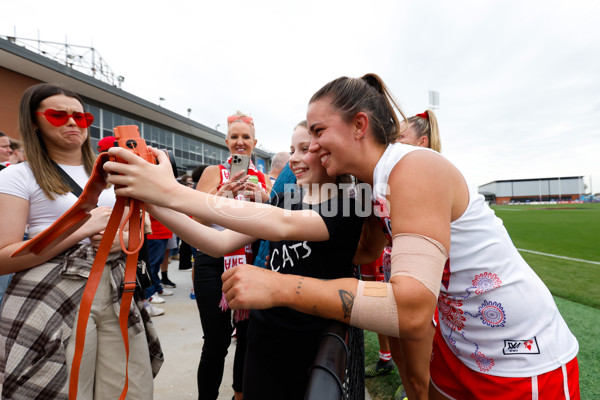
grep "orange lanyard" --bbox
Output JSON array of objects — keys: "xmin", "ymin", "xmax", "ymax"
[{"xmin": 12, "ymin": 126, "xmax": 154, "ymax": 399}]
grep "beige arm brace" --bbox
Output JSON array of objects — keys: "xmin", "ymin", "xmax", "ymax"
[
  {"xmin": 390, "ymin": 233, "xmax": 448, "ymax": 298},
  {"xmin": 349, "ymin": 233, "xmax": 448, "ymax": 338}
]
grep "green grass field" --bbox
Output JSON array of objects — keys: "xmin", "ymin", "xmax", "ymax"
[
  {"xmin": 494, "ymin": 203, "xmax": 600, "ymax": 309},
  {"xmin": 493, "ymin": 203, "xmax": 600, "ymax": 264},
  {"xmin": 364, "ymin": 202, "xmax": 600, "ymax": 399}
]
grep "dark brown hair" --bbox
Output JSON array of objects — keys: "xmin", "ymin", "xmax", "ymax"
[
  {"xmin": 18, "ymin": 83, "xmax": 95, "ymax": 199},
  {"xmin": 309, "ymin": 73, "xmax": 407, "ymax": 145}
]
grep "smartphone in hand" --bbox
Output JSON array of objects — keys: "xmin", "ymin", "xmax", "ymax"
[{"xmin": 230, "ymin": 154, "xmax": 250, "ymax": 179}]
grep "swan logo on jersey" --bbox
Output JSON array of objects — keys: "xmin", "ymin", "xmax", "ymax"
[
  {"xmin": 503, "ymin": 337, "xmax": 540, "ymax": 355},
  {"xmin": 373, "ymin": 196, "xmax": 392, "ymax": 241}
]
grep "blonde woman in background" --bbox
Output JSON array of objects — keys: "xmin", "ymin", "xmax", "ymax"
[{"xmin": 192, "ymin": 111, "xmax": 270, "ymax": 400}]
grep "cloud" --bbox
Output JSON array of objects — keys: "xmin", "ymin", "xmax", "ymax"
[{"xmin": 2, "ymin": 0, "xmax": 599, "ymax": 190}]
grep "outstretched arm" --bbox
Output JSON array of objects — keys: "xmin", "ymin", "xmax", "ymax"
[
  {"xmin": 223, "ymin": 150, "xmax": 462, "ymax": 342},
  {"xmin": 221, "ymin": 265, "xmax": 435, "ymax": 341},
  {"xmin": 105, "ymin": 147, "xmax": 330, "ymax": 242},
  {"xmin": 148, "ymin": 204, "xmax": 256, "ymax": 257},
  {"xmin": 222, "ymin": 264, "xmax": 359, "ymax": 322}
]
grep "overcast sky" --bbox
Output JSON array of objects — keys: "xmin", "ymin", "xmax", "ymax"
[{"xmin": 2, "ymin": 0, "xmax": 599, "ymax": 192}]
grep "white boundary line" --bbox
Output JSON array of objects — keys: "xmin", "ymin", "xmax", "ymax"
[{"xmin": 517, "ymin": 248, "xmax": 600, "ymax": 266}]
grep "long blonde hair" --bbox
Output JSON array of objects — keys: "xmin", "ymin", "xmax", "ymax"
[
  {"xmin": 18, "ymin": 83, "xmax": 95, "ymax": 200},
  {"xmin": 406, "ymin": 109, "xmax": 442, "ymax": 153}
]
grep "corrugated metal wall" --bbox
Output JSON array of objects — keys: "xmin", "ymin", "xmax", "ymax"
[
  {"xmin": 479, "ymin": 177, "xmax": 583, "ymax": 196},
  {"xmin": 478, "ymin": 182, "xmax": 496, "ymax": 193}
]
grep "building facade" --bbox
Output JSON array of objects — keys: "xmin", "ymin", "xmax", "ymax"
[
  {"xmin": 478, "ymin": 176, "xmax": 584, "ymax": 204},
  {"xmin": 0, "ymin": 36, "xmax": 272, "ymax": 175}
]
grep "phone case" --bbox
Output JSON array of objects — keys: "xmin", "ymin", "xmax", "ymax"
[{"xmin": 230, "ymin": 154, "xmax": 250, "ymax": 179}]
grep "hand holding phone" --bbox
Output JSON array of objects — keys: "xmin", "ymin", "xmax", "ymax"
[{"xmin": 230, "ymin": 154, "xmax": 250, "ymax": 179}]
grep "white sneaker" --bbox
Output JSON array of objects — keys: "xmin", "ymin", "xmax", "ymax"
[
  {"xmin": 150, "ymin": 294, "xmax": 165, "ymax": 304},
  {"xmin": 143, "ymin": 301, "xmax": 164, "ymax": 317},
  {"xmin": 158, "ymin": 289, "xmax": 173, "ymax": 296}
]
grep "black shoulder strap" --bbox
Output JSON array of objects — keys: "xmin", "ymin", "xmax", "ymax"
[{"xmin": 51, "ymin": 161, "xmax": 84, "ymax": 198}]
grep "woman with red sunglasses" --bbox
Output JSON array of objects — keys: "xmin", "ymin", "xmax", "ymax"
[{"xmin": 0, "ymin": 83, "xmax": 160, "ymax": 399}]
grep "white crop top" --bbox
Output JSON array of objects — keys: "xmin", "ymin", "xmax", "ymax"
[{"xmin": 0, "ymin": 162, "xmax": 115, "ymax": 240}]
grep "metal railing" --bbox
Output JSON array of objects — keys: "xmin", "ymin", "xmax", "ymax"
[
  {"xmin": 305, "ymin": 322, "xmax": 365, "ymax": 400},
  {"xmin": 1, "ymin": 35, "xmax": 122, "ymax": 87}
]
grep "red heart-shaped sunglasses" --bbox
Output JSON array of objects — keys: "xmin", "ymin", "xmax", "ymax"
[
  {"xmin": 227, "ymin": 115, "xmax": 254, "ymax": 126},
  {"xmin": 36, "ymin": 109, "xmax": 94, "ymax": 128}
]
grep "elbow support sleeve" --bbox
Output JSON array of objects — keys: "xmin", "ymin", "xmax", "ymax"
[
  {"xmin": 350, "ymin": 280, "xmax": 400, "ymax": 337},
  {"xmin": 391, "ymin": 233, "xmax": 448, "ymax": 298},
  {"xmin": 349, "ymin": 233, "xmax": 448, "ymax": 337}
]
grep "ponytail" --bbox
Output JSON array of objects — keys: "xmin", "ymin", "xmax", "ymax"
[
  {"xmin": 310, "ymin": 73, "xmax": 407, "ymax": 145},
  {"xmin": 406, "ymin": 109, "xmax": 442, "ymax": 153}
]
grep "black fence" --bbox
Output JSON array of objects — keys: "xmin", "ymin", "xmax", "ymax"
[{"xmin": 305, "ymin": 322, "xmax": 365, "ymax": 400}]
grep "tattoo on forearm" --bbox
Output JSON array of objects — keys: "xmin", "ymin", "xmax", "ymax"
[
  {"xmin": 295, "ymin": 277, "xmax": 304, "ymax": 295},
  {"xmin": 339, "ymin": 290, "xmax": 354, "ymax": 319}
]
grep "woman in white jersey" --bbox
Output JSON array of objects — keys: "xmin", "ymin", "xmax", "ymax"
[
  {"xmin": 103, "ymin": 73, "xmax": 580, "ymax": 400},
  {"xmin": 364, "ymin": 109, "xmax": 444, "ymax": 399},
  {"xmin": 0, "ymin": 83, "xmax": 160, "ymax": 399},
  {"xmin": 393, "ymin": 109, "xmax": 446, "ymax": 399}
]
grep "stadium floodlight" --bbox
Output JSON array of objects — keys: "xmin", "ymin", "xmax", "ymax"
[{"xmin": 429, "ymin": 90, "xmax": 440, "ymax": 110}]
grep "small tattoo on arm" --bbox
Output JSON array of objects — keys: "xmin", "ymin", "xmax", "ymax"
[
  {"xmin": 295, "ymin": 277, "xmax": 305, "ymax": 295},
  {"xmin": 338, "ymin": 290, "xmax": 354, "ymax": 319},
  {"xmin": 312, "ymin": 306, "xmax": 320, "ymax": 317}
]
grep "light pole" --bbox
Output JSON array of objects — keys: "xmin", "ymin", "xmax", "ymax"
[
  {"xmin": 159, "ymin": 97, "xmax": 165, "ymax": 107},
  {"xmin": 429, "ymin": 90, "xmax": 440, "ymax": 110},
  {"xmin": 187, "ymin": 108, "xmax": 192, "ymax": 118},
  {"xmin": 215, "ymin": 124, "xmax": 220, "ymax": 132}
]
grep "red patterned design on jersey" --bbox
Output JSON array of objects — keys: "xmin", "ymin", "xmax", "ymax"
[
  {"xmin": 441, "ymin": 258, "xmax": 451, "ymax": 290},
  {"xmin": 471, "ymin": 350, "xmax": 495, "ymax": 372},
  {"xmin": 438, "ymin": 292, "xmax": 466, "ymax": 331},
  {"xmin": 472, "ymin": 272, "xmax": 502, "ymax": 295}
]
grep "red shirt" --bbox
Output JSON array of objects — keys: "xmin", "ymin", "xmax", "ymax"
[{"xmin": 147, "ymin": 215, "xmax": 172, "ymax": 239}]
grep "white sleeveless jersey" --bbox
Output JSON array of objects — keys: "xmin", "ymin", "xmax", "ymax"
[{"xmin": 372, "ymin": 143, "xmax": 578, "ymax": 377}]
